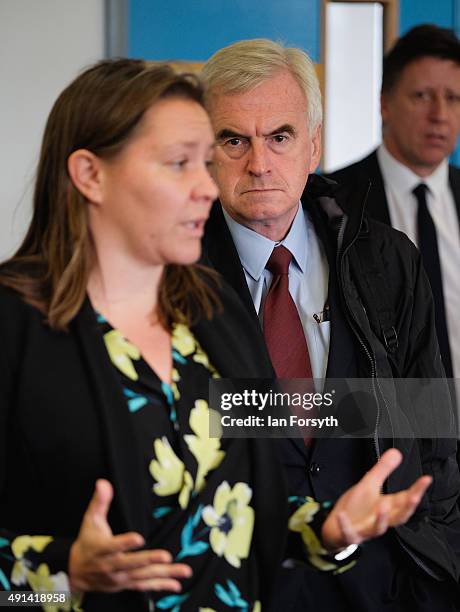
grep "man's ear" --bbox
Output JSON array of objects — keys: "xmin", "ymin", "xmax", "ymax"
[
  {"xmin": 380, "ymin": 92, "xmax": 389, "ymax": 124},
  {"xmin": 67, "ymin": 149, "xmax": 105, "ymax": 204},
  {"xmin": 309, "ymin": 123, "xmax": 322, "ymax": 173}
]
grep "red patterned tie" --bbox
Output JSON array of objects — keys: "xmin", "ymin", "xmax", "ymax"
[
  {"xmin": 263, "ymin": 246, "xmax": 314, "ymax": 444},
  {"xmin": 263, "ymin": 245, "xmax": 312, "ymax": 379}
]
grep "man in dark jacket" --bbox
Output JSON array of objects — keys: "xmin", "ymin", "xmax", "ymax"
[
  {"xmin": 328, "ymin": 25, "xmax": 460, "ymax": 384},
  {"xmin": 201, "ymin": 39, "xmax": 460, "ymax": 610}
]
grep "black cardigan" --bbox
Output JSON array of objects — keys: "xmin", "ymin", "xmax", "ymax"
[{"xmin": 0, "ymin": 280, "xmax": 286, "ymax": 611}]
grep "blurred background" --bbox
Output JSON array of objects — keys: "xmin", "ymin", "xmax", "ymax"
[{"xmin": 1, "ymin": 0, "xmax": 459, "ymax": 258}]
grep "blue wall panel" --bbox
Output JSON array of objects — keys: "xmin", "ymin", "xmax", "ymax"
[
  {"xmin": 127, "ymin": 1, "xmax": 459, "ymax": 165},
  {"xmin": 128, "ymin": 0, "xmax": 320, "ymax": 62},
  {"xmin": 400, "ymin": 0, "xmax": 454, "ymax": 34}
]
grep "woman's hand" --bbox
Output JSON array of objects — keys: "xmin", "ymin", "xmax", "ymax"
[
  {"xmin": 321, "ymin": 448, "xmax": 432, "ymax": 552},
  {"xmin": 69, "ymin": 479, "xmax": 192, "ymax": 593}
]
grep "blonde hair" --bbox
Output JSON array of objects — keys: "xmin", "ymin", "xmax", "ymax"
[{"xmin": 201, "ymin": 38, "xmax": 322, "ymax": 131}]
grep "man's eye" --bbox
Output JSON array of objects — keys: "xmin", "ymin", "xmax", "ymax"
[
  {"xmin": 220, "ymin": 137, "xmax": 249, "ymax": 158},
  {"xmin": 413, "ymin": 91, "xmax": 430, "ymax": 102},
  {"xmin": 225, "ymin": 138, "xmax": 242, "ymax": 147},
  {"xmin": 271, "ymin": 134, "xmax": 288, "ymax": 143},
  {"xmin": 446, "ymin": 92, "xmax": 460, "ymax": 104}
]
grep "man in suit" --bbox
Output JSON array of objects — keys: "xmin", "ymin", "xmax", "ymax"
[
  {"xmin": 201, "ymin": 38, "xmax": 460, "ymax": 610},
  {"xmin": 329, "ymin": 25, "xmax": 460, "ymax": 382}
]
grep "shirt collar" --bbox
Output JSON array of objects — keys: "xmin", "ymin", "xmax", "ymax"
[
  {"xmin": 222, "ymin": 203, "xmax": 308, "ymax": 281},
  {"xmin": 377, "ymin": 143, "xmax": 449, "ymax": 199}
]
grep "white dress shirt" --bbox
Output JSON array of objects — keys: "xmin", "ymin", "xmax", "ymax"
[
  {"xmin": 377, "ymin": 144, "xmax": 460, "ymax": 380},
  {"xmin": 222, "ymin": 204, "xmax": 330, "ymax": 380}
]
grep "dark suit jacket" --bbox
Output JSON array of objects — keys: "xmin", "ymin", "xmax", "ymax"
[
  {"xmin": 202, "ymin": 176, "xmax": 460, "ymax": 610},
  {"xmin": 202, "ymin": 187, "xmax": 366, "ymax": 499},
  {"xmin": 327, "ymin": 149, "xmax": 460, "ymax": 226}
]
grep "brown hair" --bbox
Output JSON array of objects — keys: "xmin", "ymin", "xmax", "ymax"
[
  {"xmin": 382, "ymin": 24, "xmax": 460, "ymax": 94},
  {"xmin": 0, "ymin": 59, "xmax": 220, "ymax": 330}
]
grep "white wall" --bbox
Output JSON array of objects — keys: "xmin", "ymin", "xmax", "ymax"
[
  {"xmin": 0, "ymin": 0, "xmax": 105, "ymax": 259},
  {"xmin": 323, "ymin": 2, "xmax": 383, "ymax": 172}
]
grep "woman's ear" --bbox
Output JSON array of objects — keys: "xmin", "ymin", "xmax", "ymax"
[{"xmin": 67, "ymin": 149, "xmax": 105, "ymax": 204}]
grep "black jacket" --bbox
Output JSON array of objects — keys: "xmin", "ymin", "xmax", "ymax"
[
  {"xmin": 202, "ymin": 173, "xmax": 460, "ymax": 586},
  {"xmin": 327, "ymin": 150, "xmax": 460, "ymax": 380},
  {"xmin": 326, "ymin": 149, "xmax": 460, "ymax": 228}
]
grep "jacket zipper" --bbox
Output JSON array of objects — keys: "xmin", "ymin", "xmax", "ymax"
[
  {"xmin": 336, "ymin": 214, "xmax": 442, "ymax": 581},
  {"xmin": 335, "ymin": 216, "xmax": 381, "ymax": 461}
]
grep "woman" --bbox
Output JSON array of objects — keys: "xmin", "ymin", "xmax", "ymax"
[{"xmin": 0, "ymin": 60, "xmax": 430, "ymax": 611}]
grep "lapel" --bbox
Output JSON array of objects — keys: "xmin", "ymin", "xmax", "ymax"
[
  {"xmin": 72, "ymin": 299, "xmax": 149, "ymax": 536},
  {"xmin": 365, "ymin": 154, "xmax": 460, "ymax": 229},
  {"xmin": 325, "ymin": 276, "xmax": 359, "ymax": 379},
  {"xmin": 448, "ymin": 165, "xmax": 460, "ymax": 227},
  {"xmin": 301, "ymin": 189, "xmax": 359, "ymax": 380},
  {"xmin": 202, "ymin": 202, "xmax": 259, "ymax": 324},
  {"xmin": 358, "ymin": 151, "xmax": 392, "ymax": 225},
  {"xmin": 302, "ymin": 182, "xmax": 364, "ymax": 464}
]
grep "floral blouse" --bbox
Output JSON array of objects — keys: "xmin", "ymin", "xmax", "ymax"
[
  {"xmin": 102, "ymin": 316, "xmax": 261, "ymax": 611},
  {"xmin": 0, "ymin": 316, "xmax": 353, "ymax": 612}
]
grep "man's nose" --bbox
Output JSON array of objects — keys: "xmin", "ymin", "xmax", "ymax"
[
  {"xmin": 429, "ymin": 93, "xmax": 449, "ymax": 121},
  {"xmin": 247, "ymin": 140, "xmax": 270, "ymax": 176}
]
